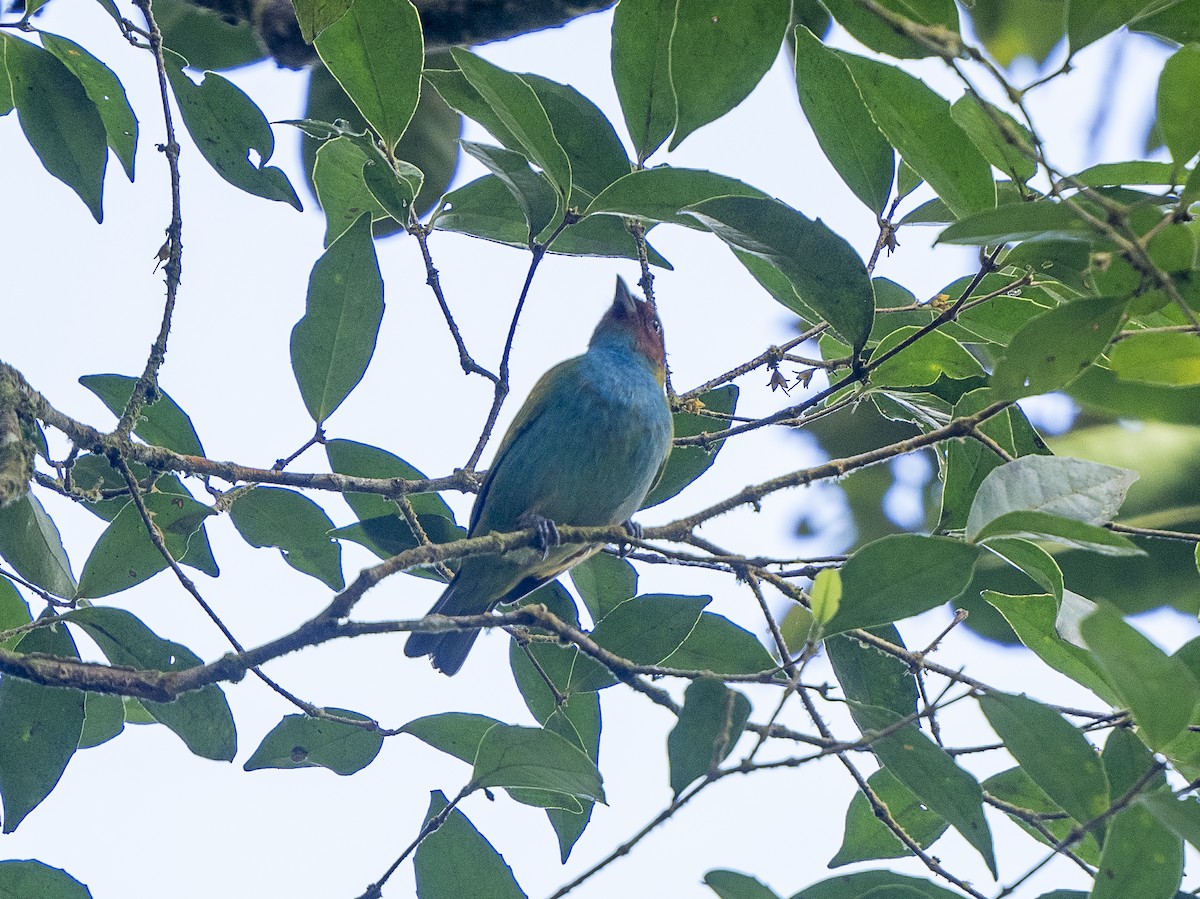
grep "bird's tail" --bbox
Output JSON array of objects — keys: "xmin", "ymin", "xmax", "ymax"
[{"xmin": 404, "ymin": 579, "xmax": 482, "ymax": 676}]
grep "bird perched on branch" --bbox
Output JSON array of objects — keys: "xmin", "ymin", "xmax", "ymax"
[{"xmin": 405, "ymin": 277, "xmax": 673, "ymax": 675}]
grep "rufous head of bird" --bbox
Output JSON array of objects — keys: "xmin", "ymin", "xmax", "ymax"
[{"xmin": 590, "ymin": 277, "xmax": 667, "ymax": 385}]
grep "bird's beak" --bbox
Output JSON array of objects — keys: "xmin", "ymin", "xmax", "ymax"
[{"xmin": 614, "ymin": 276, "xmax": 638, "ymax": 314}]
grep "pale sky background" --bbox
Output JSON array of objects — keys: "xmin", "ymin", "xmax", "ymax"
[{"xmin": 0, "ymin": 3, "xmax": 1193, "ymax": 898}]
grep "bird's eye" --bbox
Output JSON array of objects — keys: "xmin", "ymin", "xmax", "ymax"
[{"xmin": 652, "ymin": 318, "xmax": 662, "ymax": 333}]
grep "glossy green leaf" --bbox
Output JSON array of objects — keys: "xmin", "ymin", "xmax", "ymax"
[
  {"xmin": 79, "ymin": 374, "xmax": 205, "ymax": 456},
  {"xmin": 244, "ymin": 708, "xmax": 382, "ymax": 774},
  {"xmin": 792, "ymin": 870, "xmax": 961, "ymax": 898},
  {"xmin": 824, "ymin": 535, "xmax": 981, "ymax": 635},
  {"xmin": 950, "ymin": 93, "xmax": 1037, "ymax": 183},
  {"xmin": 292, "ymin": 0, "xmax": 353, "ymax": 42},
  {"xmin": 66, "ymin": 606, "xmax": 236, "ymax": 760},
  {"xmin": 978, "ymin": 691, "xmax": 1109, "ymax": 823},
  {"xmin": 965, "ymin": 455, "xmax": 1137, "ymax": 540},
  {"xmin": 826, "ymin": 625, "xmax": 918, "ymax": 720},
  {"xmin": 829, "ymin": 767, "xmax": 948, "ymax": 867},
  {"xmin": 312, "ymin": 135, "xmax": 392, "ymax": 246},
  {"xmin": 938, "ymin": 201, "xmax": 1090, "ymax": 245},
  {"xmin": 575, "ymin": 594, "xmax": 711, "ymax": 690},
  {"xmin": 981, "ymin": 538, "xmax": 1065, "ymax": 600},
  {"xmin": 0, "ymin": 619, "xmax": 84, "ymax": 832},
  {"xmin": 644, "ymin": 385, "xmax": 738, "ymax": 507},
  {"xmin": 40, "ymin": 33, "xmax": 137, "ymax": 181},
  {"xmin": 668, "ymin": 0, "xmax": 791, "ymax": 149},
  {"xmin": 521, "ymin": 73, "xmax": 630, "ymax": 197},
  {"xmin": 163, "ymin": 50, "xmax": 301, "ymax": 209},
  {"xmin": 1092, "ymin": 801, "xmax": 1183, "ymax": 899},
  {"xmin": 78, "ymin": 691, "xmax": 124, "ymax": 749},
  {"xmin": 1073, "ymin": 160, "xmax": 1178, "ymax": 187},
  {"xmin": 229, "ymin": 487, "xmax": 343, "ymax": 589},
  {"xmin": 290, "ymin": 213, "xmax": 383, "ymax": 424},
  {"xmin": 793, "ymin": 25, "xmax": 893, "ymax": 214},
  {"xmin": 1110, "ymin": 331, "xmax": 1200, "ymax": 386},
  {"xmin": 822, "ymin": 0, "xmax": 960, "ymax": 58},
  {"xmin": 1067, "ymin": 364, "xmax": 1200, "ymax": 425},
  {"xmin": 809, "ymin": 568, "xmax": 841, "ymax": 627},
  {"xmin": 570, "ymin": 552, "xmax": 637, "ymax": 622},
  {"xmin": 840, "ymin": 53, "xmax": 994, "ymax": 217},
  {"xmin": 703, "ymin": 869, "xmax": 782, "ymax": 899},
  {"xmin": 1132, "ymin": 1, "xmax": 1200, "ymax": 45},
  {"xmin": 1081, "ymin": 603, "xmax": 1200, "ymax": 750},
  {"xmin": 1, "ymin": 33, "xmax": 107, "ymax": 222},
  {"xmin": 974, "ymin": 510, "xmax": 1144, "ymax": 556},
  {"xmin": 0, "ymin": 860, "xmax": 91, "ymax": 899},
  {"xmin": 853, "ymin": 704, "xmax": 996, "ymax": 876},
  {"xmin": 413, "ymin": 791, "xmax": 527, "ymax": 899},
  {"xmin": 668, "ymin": 679, "xmax": 750, "ymax": 796},
  {"xmin": 684, "ymin": 196, "xmax": 875, "ymax": 351},
  {"xmin": 543, "ymin": 701, "xmax": 600, "ymax": 859},
  {"xmin": 982, "ymin": 766, "xmax": 1102, "ymax": 865},
  {"xmin": 585, "ymin": 167, "xmax": 767, "ymax": 229},
  {"xmin": 0, "ymin": 494, "xmax": 76, "ymax": 598},
  {"xmin": 472, "ymin": 724, "xmax": 605, "ymax": 803},
  {"xmin": 661, "ymin": 611, "xmax": 777, "ymax": 675},
  {"xmin": 400, "ymin": 712, "xmax": 501, "ymax": 764},
  {"xmin": 451, "ymin": 48, "xmax": 571, "ymax": 199},
  {"xmin": 610, "ymin": 0, "xmax": 677, "ymax": 161},
  {"xmin": 1070, "ymin": 0, "xmax": 1164, "ymax": 52},
  {"xmin": 461, "ymin": 140, "xmax": 557, "ymax": 239},
  {"xmin": 76, "ymin": 490, "xmax": 212, "ymax": 598},
  {"xmin": 869, "ymin": 327, "xmax": 985, "ymax": 387},
  {"xmin": 313, "ymin": 0, "xmax": 422, "ymax": 151}
]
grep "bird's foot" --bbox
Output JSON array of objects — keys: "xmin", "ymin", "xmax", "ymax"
[
  {"xmin": 520, "ymin": 512, "xmax": 560, "ymax": 559},
  {"xmin": 618, "ymin": 520, "xmax": 642, "ymax": 557}
]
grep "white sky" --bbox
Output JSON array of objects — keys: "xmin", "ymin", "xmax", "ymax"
[{"xmin": 0, "ymin": 3, "xmax": 1193, "ymax": 898}]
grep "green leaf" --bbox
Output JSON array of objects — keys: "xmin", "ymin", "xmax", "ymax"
[
  {"xmin": 822, "ymin": 0, "xmax": 961, "ymax": 59},
  {"xmin": 153, "ymin": 0, "xmax": 266, "ymax": 69},
  {"xmin": 852, "ymin": 704, "xmax": 996, "ymax": 877},
  {"xmin": 65, "ymin": 607, "xmax": 236, "ymax": 760},
  {"xmin": 585, "ymin": 167, "xmax": 767, "ymax": 229},
  {"xmin": 0, "ymin": 577, "xmax": 31, "ymax": 651},
  {"xmin": 400, "ymin": 712, "xmax": 503, "ymax": 765},
  {"xmin": 793, "ymin": 25, "xmax": 893, "ymax": 214},
  {"xmin": 1139, "ymin": 793, "xmax": 1200, "ymax": 850},
  {"xmin": 644, "ymin": 385, "xmax": 738, "ymax": 507},
  {"xmin": 0, "ymin": 861, "xmax": 91, "ymax": 899},
  {"xmin": 244, "ymin": 708, "xmax": 382, "ymax": 774},
  {"xmin": 974, "ymin": 509, "xmax": 1144, "ymax": 556},
  {"xmin": 472, "ymin": 724, "xmax": 605, "ymax": 803},
  {"xmin": 313, "ymin": 0, "xmax": 422, "ymax": 151},
  {"xmin": 684, "ymin": 196, "xmax": 875, "ymax": 352},
  {"xmin": 965, "ymin": 455, "xmax": 1138, "ymax": 540},
  {"xmin": 78, "ymin": 691, "xmax": 124, "ymax": 749},
  {"xmin": 823, "ymin": 535, "xmax": 981, "ymax": 635},
  {"xmin": 312, "ymin": 135, "xmax": 393, "ymax": 246},
  {"xmin": 703, "ymin": 870, "xmax": 782, "ymax": 899},
  {"xmin": 991, "ymin": 295, "xmax": 1129, "ymax": 400},
  {"xmin": 938, "ymin": 201, "xmax": 1089, "ymax": 245},
  {"xmin": 461, "ymin": 140, "xmax": 557, "ymax": 240},
  {"xmin": 839, "ymin": 53, "xmax": 995, "ymax": 217},
  {"xmin": 451, "ymin": 48, "xmax": 571, "ymax": 199},
  {"xmin": 1073, "ymin": 160, "xmax": 1179, "ymax": 187},
  {"xmin": 981, "ymin": 538, "xmax": 1064, "ymax": 600},
  {"xmin": 0, "ymin": 39, "xmax": 11, "ymax": 118},
  {"xmin": 229, "ymin": 487, "xmax": 343, "ymax": 589},
  {"xmin": 869, "ymin": 327, "xmax": 985, "ymax": 387},
  {"xmin": 325, "ymin": 438, "xmax": 454, "ymax": 522},
  {"xmin": 1070, "ymin": 0, "xmax": 1165, "ymax": 52},
  {"xmin": 792, "ymin": 870, "xmax": 961, "ymax": 898},
  {"xmin": 163, "ymin": 50, "xmax": 301, "ymax": 210},
  {"xmin": 0, "ymin": 619, "xmax": 84, "ymax": 832},
  {"xmin": 1081, "ymin": 603, "xmax": 1200, "ymax": 750},
  {"xmin": 1110, "ymin": 331, "xmax": 1200, "ymax": 386},
  {"xmin": 667, "ymin": 678, "xmax": 751, "ymax": 796},
  {"xmin": 949, "ymin": 93, "xmax": 1037, "ymax": 183},
  {"xmin": 826, "ymin": 625, "xmax": 918, "ymax": 720},
  {"xmin": 0, "ymin": 494, "xmax": 76, "ymax": 598},
  {"xmin": 809, "ymin": 568, "xmax": 841, "ymax": 627},
  {"xmin": 577, "ymin": 594, "xmax": 710, "ymax": 690},
  {"xmin": 1, "ymin": 33, "xmax": 107, "ymax": 222},
  {"xmin": 662, "ymin": 612, "xmax": 777, "ymax": 675},
  {"xmin": 79, "ymin": 374, "xmax": 205, "ymax": 456},
  {"xmin": 1092, "ymin": 800, "xmax": 1183, "ymax": 899},
  {"xmin": 290, "ymin": 213, "xmax": 383, "ymax": 424},
  {"xmin": 829, "ymin": 767, "xmax": 949, "ymax": 867},
  {"xmin": 40, "ymin": 33, "xmax": 137, "ymax": 181},
  {"xmin": 414, "ymin": 791, "xmax": 527, "ymax": 899},
  {"xmin": 978, "ymin": 691, "xmax": 1109, "ymax": 824},
  {"xmin": 610, "ymin": 0, "xmax": 677, "ymax": 162},
  {"xmin": 292, "ymin": 0, "xmax": 353, "ymax": 42},
  {"xmin": 569, "ymin": 552, "xmax": 637, "ymax": 622},
  {"xmin": 76, "ymin": 490, "xmax": 212, "ymax": 598},
  {"xmin": 668, "ymin": 0, "xmax": 791, "ymax": 149},
  {"xmin": 983, "ymin": 766, "xmax": 1102, "ymax": 865}
]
